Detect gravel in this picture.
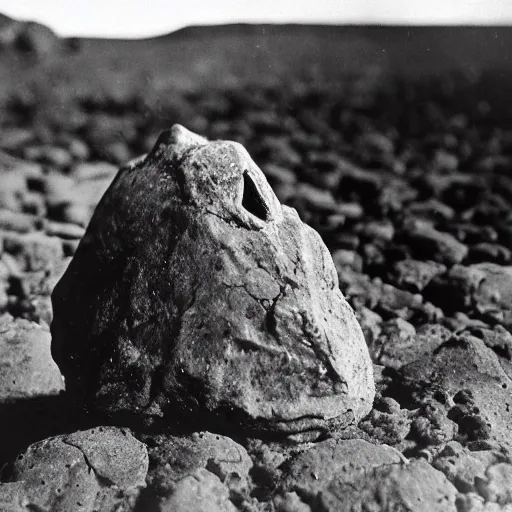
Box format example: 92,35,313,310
1,50,512,509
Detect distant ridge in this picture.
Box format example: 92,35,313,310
0,13,510,104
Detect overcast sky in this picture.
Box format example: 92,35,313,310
0,0,510,38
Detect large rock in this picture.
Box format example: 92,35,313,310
51,124,374,436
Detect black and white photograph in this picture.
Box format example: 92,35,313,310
0,1,511,510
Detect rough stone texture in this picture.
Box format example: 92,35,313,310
154,468,237,512
280,438,403,497
317,459,457,512
399,334,512,451
0,427,148,512
433,441,507,494
139,431,251,511
371,321,452,369
0,313,63,401
51,124,374,436
143,431,252,494
281,445,457,512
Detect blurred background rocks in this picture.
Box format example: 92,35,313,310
0,8,512,511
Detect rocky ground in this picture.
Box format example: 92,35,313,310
1,14,512,512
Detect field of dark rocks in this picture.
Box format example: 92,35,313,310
1,13,512,512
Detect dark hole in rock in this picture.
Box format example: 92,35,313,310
242,171,268,221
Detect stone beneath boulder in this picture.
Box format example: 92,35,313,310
318,459,457,512
143,431,252,496
281,445,457,512
51,124,374,437
156,468,237,512
138,431,251,511
0,313,63,401
0,427,148,512
280,438,403,497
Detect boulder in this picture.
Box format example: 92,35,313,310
51,124,374,436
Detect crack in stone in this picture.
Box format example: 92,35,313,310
62,439,116,489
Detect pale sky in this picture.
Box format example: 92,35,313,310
0,0,510,38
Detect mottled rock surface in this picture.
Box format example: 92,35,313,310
0,427,148,512
139,431,251,511
0,313,63,401
51,124,375,436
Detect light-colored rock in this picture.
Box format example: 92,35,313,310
318,459,457,512
0,313,63,401
0,427,148,512
280,438,403,496
51,125,374,436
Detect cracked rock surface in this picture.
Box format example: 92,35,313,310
50,124,375,436
0,426,148,511
3,24,512,509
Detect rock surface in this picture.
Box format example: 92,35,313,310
0,313,63,401
51,124,375,436
139,431,251,511
0,427,148,512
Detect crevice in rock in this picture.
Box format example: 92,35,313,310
62,439,116,488
242,171,269,221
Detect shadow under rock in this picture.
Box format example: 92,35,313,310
0,393,95,475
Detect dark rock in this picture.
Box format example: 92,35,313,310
390,259,447,292
291,183,338,213
401,219,468,266
468,242,512,264
425,264,488,314
14,21,60,56
261,163,297,185
51,125,375,436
